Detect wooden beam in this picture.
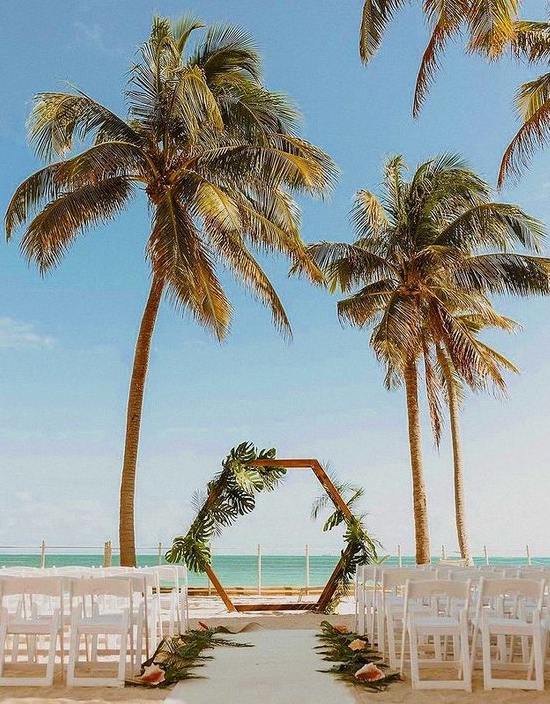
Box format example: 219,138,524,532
234,602,316,612
204,564,236,612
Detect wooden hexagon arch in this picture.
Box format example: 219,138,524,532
201,458,354,613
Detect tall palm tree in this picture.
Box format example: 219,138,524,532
360,1,521,115
5,16,337,566
431,313,519,564
307,153,549,564
498,18,550,184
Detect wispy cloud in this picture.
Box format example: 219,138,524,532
0,317,55,350
71,21,124,58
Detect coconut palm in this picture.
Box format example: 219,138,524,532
498,18,550,184
5,16,337,566
360,1,521,115
306,153,550,564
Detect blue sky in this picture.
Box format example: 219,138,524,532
1,0,549,560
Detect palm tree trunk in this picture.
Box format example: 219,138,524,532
440,360,472,565
403,356,431,564
119,274,164,566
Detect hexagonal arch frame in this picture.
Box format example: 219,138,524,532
201,458,354,613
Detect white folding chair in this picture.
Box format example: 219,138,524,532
471,577,546,691
66,576,133,686
140,566,184,643
355,565,378,642
402,579,472,690
0,576,65,686
378,568,437,667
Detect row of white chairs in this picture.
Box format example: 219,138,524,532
0,564,188,687
355,565,550,691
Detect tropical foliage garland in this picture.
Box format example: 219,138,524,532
316,621,400,691
312,478,380,612
166,442,285,572
133,625,253,687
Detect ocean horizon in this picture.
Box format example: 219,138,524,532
1,552,549,588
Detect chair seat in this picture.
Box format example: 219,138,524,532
411,615,460,630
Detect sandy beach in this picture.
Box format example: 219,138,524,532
0,597,549,704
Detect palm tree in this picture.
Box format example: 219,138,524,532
307,153,549,564
359,1,521,115
5,16,337,566
498,18,550,184
432,313,519,564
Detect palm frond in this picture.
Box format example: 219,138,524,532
510,21,550,62
436,202,546,252
466,0,519,59
498,73,550,186
413,3,464,117
453,253,550,297
20,177,134,273
28,92,138,161
359,0,413,62
147,190,232,341
192,24,262,83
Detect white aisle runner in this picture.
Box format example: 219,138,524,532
164,628,356,704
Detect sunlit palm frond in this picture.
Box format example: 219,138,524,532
218,85,300,142
466,0,519,59
381,154,407,219
308,242,397,293
436,202,546,251
337,281,395,327
457,310,520,334
511,21,550,62
352,189,389,242
6,164,69,238
28,92,139,161
498,73,550,186
20,177,134,273
413,3,464,117
359,0,413,62
147,190,232,340
170,15,205,55
205,223,292,339
454,252,550,296
171,65,225,140
192,24,262,83
371,294,421,378
422,336,443,446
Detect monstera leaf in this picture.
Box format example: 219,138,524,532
166,442,285,572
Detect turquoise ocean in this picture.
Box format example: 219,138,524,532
2,553,550,588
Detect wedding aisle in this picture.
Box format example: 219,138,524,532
163,627,356,704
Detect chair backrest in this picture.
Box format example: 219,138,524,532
405,578,471,616
476,577,546,621
70,576,134,619
0,576,65,619
381,568,435,593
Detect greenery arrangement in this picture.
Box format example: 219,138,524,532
316,620,400,692
313,479,379,611
166,442,286,572
132,624,253,687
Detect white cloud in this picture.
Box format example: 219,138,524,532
0,317,55,349
71,22,123,57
